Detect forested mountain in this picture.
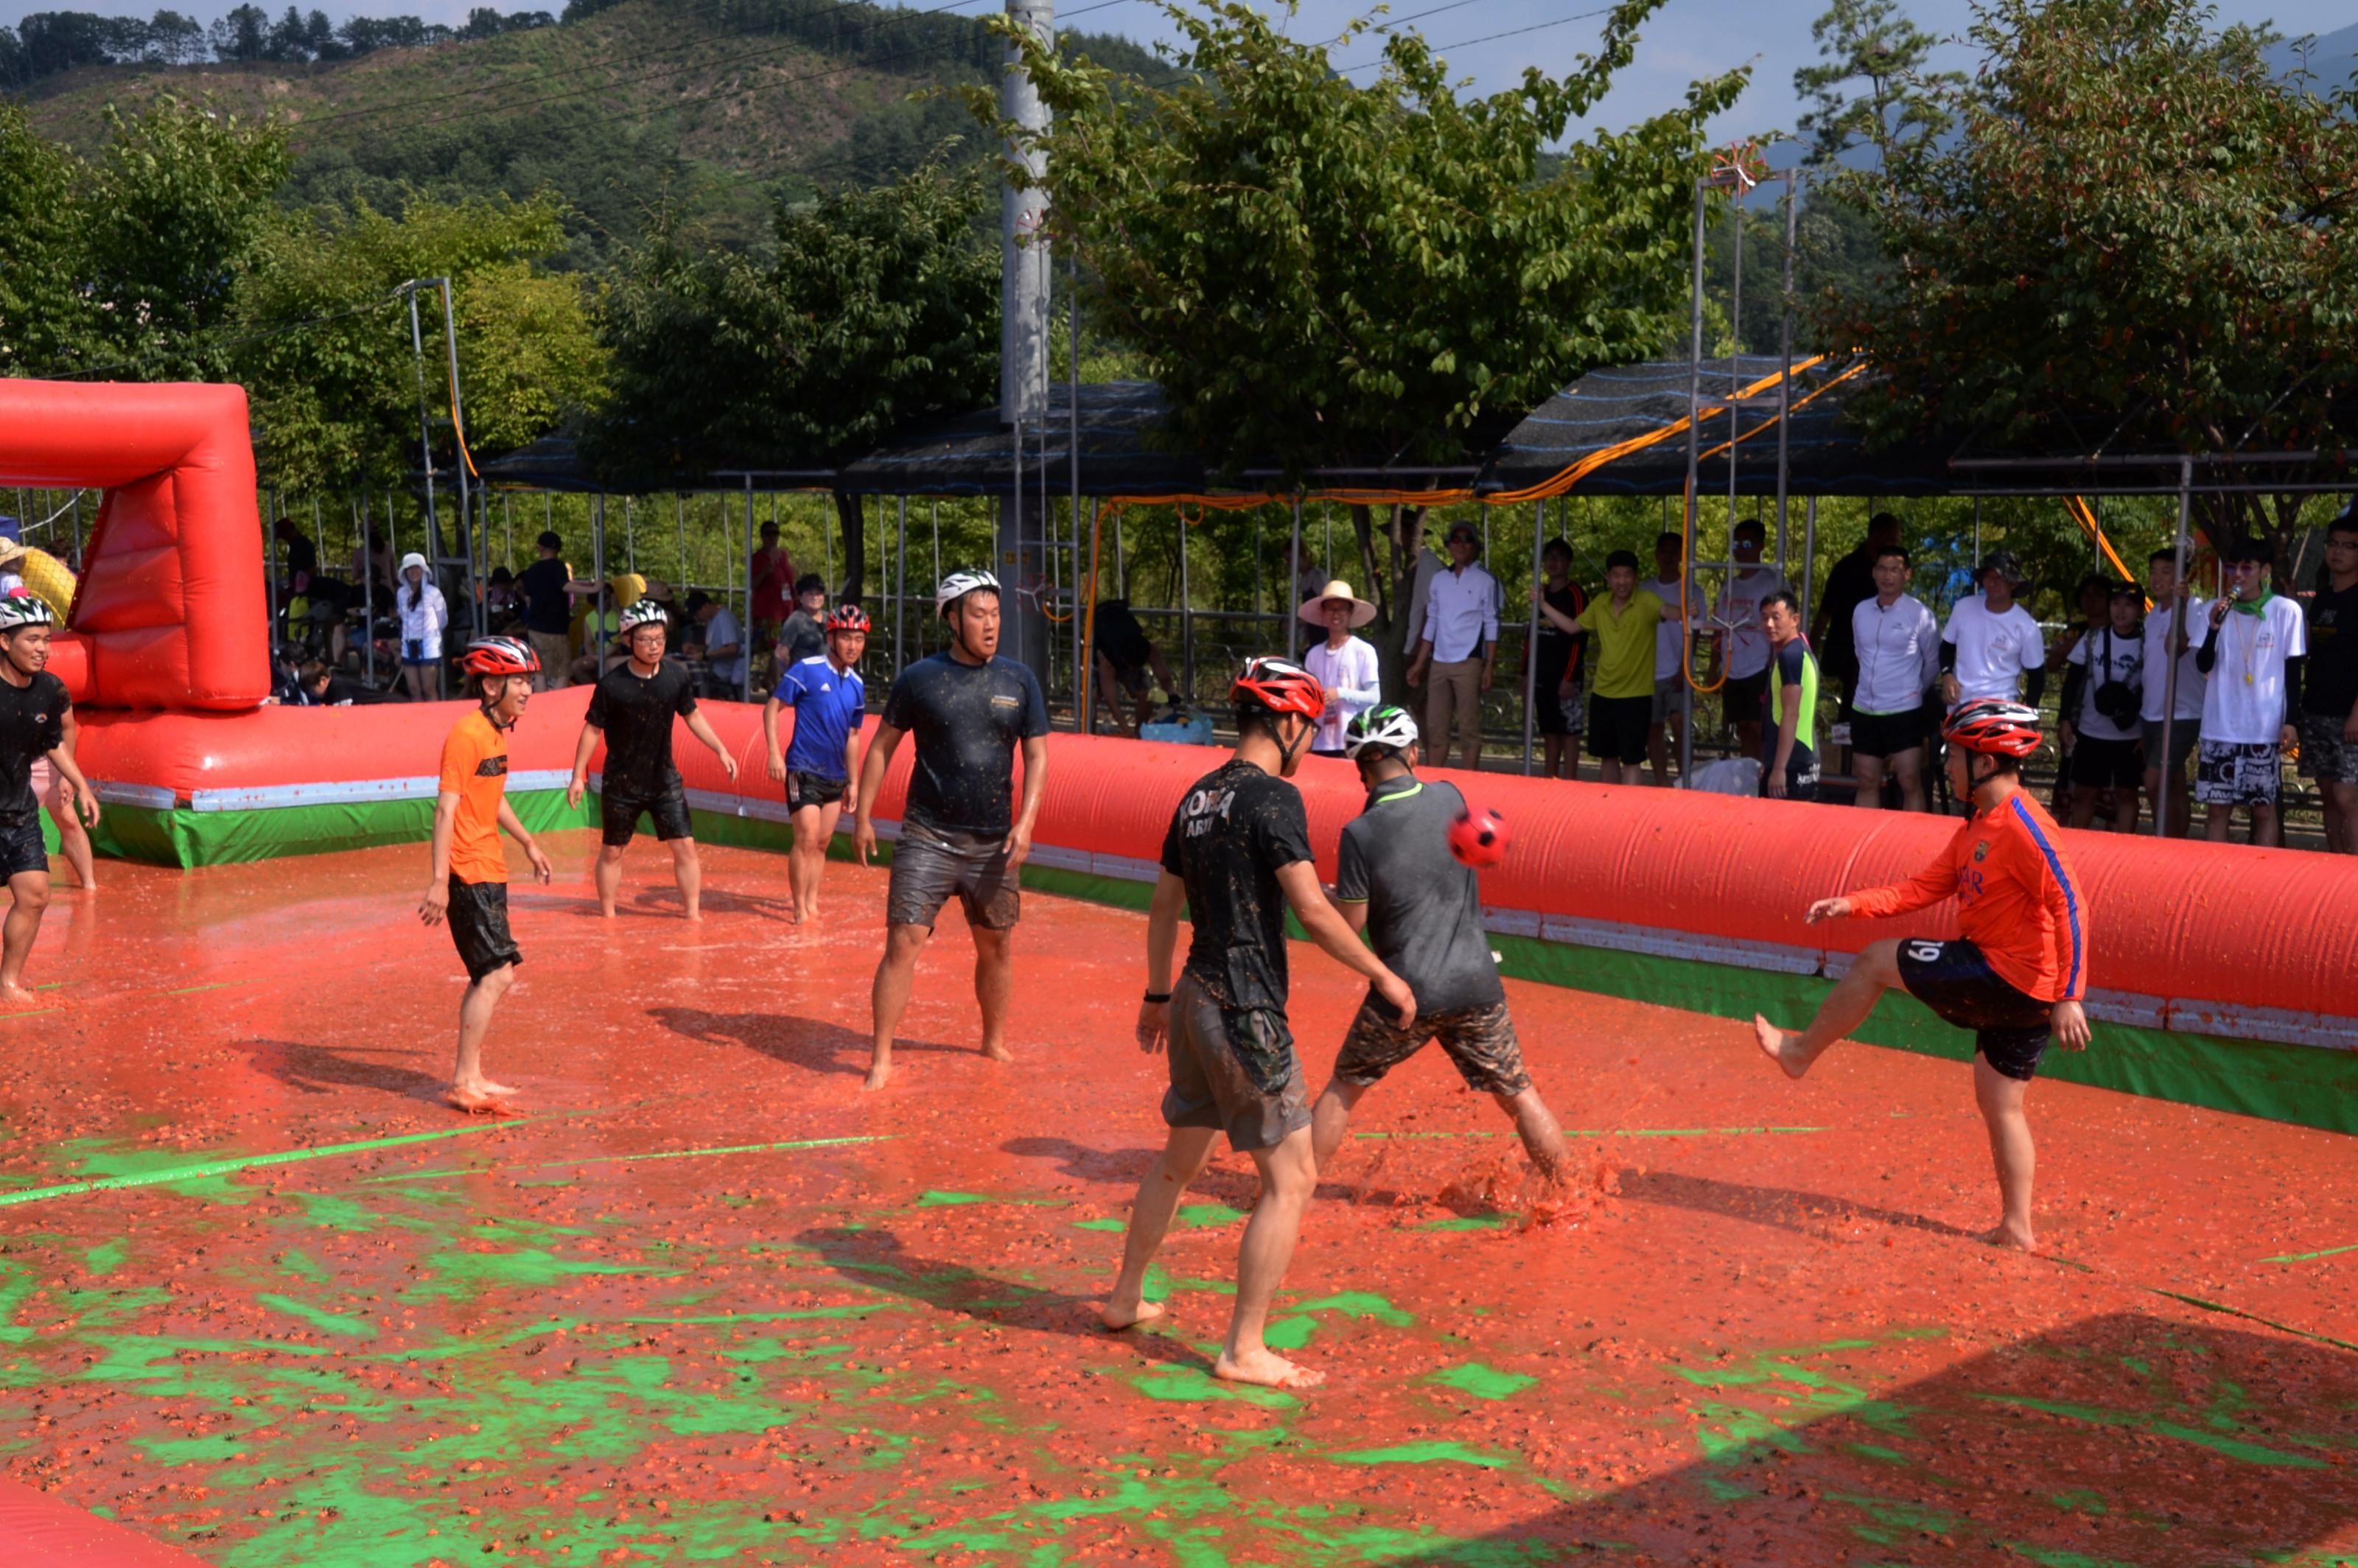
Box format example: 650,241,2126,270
9,0,1169,258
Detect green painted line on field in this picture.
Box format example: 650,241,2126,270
361,1133,892,1186
0,1122,522,1208
2261,1242,2358,1264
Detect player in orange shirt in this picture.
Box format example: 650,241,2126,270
1752,699,2091,1252
420,637,554,1115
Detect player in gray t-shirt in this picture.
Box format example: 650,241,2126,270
1309,705,1572,1183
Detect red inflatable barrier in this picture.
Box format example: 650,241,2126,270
0,380,270,711
0,1477,209,1566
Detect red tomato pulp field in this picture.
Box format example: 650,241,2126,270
0,834,2353,1567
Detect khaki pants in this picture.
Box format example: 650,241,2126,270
529,630,573,689
1424,657,1483,762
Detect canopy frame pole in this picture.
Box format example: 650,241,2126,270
1288,496,1304,661
1776,169,1799,577
592,493,608,676
1523,498,1544,775
2157,457,2192,839
896,495,909,682
1679,172,1708,785
742,477,755,701
1179,508,1193,704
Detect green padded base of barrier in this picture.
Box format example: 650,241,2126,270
46,795,2355,1134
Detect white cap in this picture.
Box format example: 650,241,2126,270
399,551,429,575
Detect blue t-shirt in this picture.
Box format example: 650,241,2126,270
776,654,865,780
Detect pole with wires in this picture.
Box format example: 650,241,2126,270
435,279,482,639
1522,498,1544,775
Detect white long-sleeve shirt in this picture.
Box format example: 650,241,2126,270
1305,635,1382,752
396,580,449,657
1850,592,1941,715
1421,563,1501,664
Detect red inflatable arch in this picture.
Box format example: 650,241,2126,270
0,380,270,710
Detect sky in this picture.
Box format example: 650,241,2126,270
7,0,2354,141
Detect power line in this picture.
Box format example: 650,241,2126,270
1336,5,1614,74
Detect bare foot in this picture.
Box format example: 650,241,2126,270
1983,1222,2036,1253
1099,1295,1164,1331
862,1057,892,1092
598,906,618,920
1214,1347,1324,1390
0,983,41,1008
982,1040,1015,1063
479,1078,521,1098
683,906,703,922
1752,1014,1810,1079
446,1086,522,1117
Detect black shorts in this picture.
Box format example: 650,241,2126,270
601,783,693,847
1850,707,1925,760
1587,693,1651,766
1721,668,1768,732
886,820,1021,931
2070,734,2144,791
787,771,850,812
1895,936,2053,1082
0,818,45,880
447,877,522,981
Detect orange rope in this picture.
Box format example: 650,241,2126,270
2063,495,2145,601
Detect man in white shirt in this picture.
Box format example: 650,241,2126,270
2193,537,2306,846
1397,521,1446,654
1706,519,1788,758
2139,547,2207,838
1648,531,1691,785
1847,543,1940,811
1405,522,1500,771
1940,551,2047,710
2061,582,2145,832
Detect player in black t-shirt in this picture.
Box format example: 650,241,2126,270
853,571,1050,1091
1100,657,1415,1392
0,598,98,1004
565,599,740,920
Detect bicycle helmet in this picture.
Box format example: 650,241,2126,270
1942,697,2043,758
0,593,56,632
461,635,541,679
936,570,1001,617
619,598,669,633
1231,656,1324,722
827,604,872,634
1343,702,1420,759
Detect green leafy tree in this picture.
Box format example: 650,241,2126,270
982,0,1744,683
1821,0,2358,559
74,94,290,379
234,192,608,496
0,104,86,377
1792,0,1963,167
586,162,998,601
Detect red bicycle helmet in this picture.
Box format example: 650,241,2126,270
461,635,541,678
1231,656,1323,722
827,604,872,634
1942,697,2042,757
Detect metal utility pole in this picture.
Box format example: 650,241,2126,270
995,0,1054,685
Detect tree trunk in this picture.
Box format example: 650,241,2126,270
832,489,866,604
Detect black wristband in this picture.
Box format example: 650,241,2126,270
1143,990,1172,1005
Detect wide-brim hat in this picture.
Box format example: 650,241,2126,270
398,551,428,575
1298,579,1376,629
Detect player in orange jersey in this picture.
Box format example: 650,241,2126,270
1753,698,2091,1251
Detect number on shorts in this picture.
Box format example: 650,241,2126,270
1904,940,1944,965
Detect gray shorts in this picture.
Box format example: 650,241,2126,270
2299,710,2358,785
1651,673,1682,725
2141,717,2200,772
885,820,1021,931
1161,975,1309,1153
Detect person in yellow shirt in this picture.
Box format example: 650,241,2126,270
1531,549,1668,785
420,636,553,1115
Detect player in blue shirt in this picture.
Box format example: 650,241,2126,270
763,604,869,923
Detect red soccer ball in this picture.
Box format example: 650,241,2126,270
1447,803,1511,868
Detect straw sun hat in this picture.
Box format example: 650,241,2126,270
1298,579,1377,629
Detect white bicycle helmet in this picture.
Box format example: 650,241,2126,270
620,597,669,633
935,570,1001,618
0,593,56,632
1343,702,1420,759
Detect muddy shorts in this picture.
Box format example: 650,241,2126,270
1161,975,1309,1153
1895,936,2051,1082
1334,997,1532,1098
786,771,850,812
2194,740,2281,807
0,817,46,881
447,877,522,982
886,819,1021,931
602,783,693,846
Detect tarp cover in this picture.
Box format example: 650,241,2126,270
1477,356,1951,500
836,381,1207,499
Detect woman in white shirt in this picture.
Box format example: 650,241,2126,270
1300,579,1382,757
396,551,449,701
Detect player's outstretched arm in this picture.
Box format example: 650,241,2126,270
565,723,600,809
850,722,904,865
1277,861,1413,1025
761,697,788,783
420,792,458,926
497,797,554,884
1007,734,1049,871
